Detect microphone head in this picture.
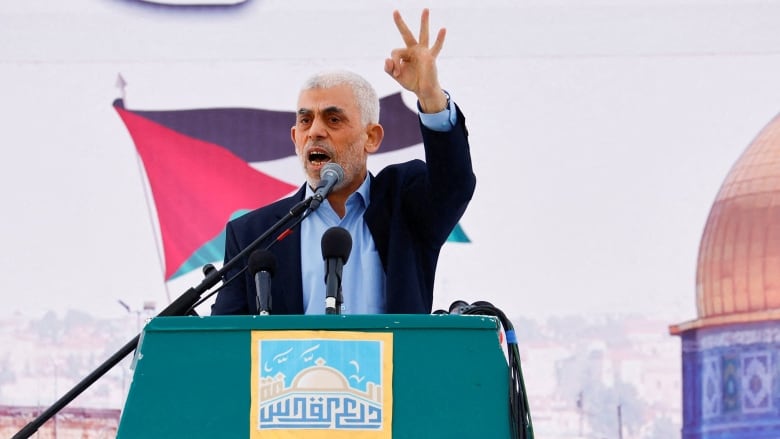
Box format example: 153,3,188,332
320,162,345,184
321,226,352,263
248,249,278,277
448,300,472,315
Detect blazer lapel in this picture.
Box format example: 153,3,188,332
269,185,306,314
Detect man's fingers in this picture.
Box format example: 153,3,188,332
393,10,417,47
388,48,409,76
419,8,430,47
430,28,446,58
384,59,396,77
390,48,409,63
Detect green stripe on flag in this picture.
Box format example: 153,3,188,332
447,223,470,243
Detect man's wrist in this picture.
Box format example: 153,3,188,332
418,89,449,114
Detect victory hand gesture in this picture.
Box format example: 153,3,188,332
384,9,448,113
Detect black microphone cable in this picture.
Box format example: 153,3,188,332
439,300,534,439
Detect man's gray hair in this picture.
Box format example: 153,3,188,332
301,70,380,126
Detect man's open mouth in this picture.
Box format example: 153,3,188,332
308,149,331,165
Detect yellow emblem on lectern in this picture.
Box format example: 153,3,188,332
250,331,393,439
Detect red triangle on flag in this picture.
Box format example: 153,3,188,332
116,106,297,279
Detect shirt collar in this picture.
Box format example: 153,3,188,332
353,173,371,208
304,173,372,208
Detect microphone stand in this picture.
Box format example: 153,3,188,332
12,196,315,439
324,257,344,315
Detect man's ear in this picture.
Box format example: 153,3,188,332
365,123,384,154
291,125,302,155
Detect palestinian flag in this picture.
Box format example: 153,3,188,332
114,93,469,281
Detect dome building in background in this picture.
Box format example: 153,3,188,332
670,113,780,438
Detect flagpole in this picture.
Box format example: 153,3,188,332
116,75,172,303
133,151,172,304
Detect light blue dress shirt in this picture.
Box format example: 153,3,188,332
300,96,457,314
301,176,383,314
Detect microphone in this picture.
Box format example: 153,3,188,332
321,226,352,314
202,263,217,277
310,163,345,210
248,249,277,315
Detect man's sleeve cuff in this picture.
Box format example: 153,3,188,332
418,91,457,132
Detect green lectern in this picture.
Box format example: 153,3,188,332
117,315,511,438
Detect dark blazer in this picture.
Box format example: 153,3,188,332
211,106,475,315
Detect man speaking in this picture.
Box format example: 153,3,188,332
211,9,475,316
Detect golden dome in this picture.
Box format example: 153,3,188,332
683,112,780,331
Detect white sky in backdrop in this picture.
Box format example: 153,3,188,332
1,0,779,324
